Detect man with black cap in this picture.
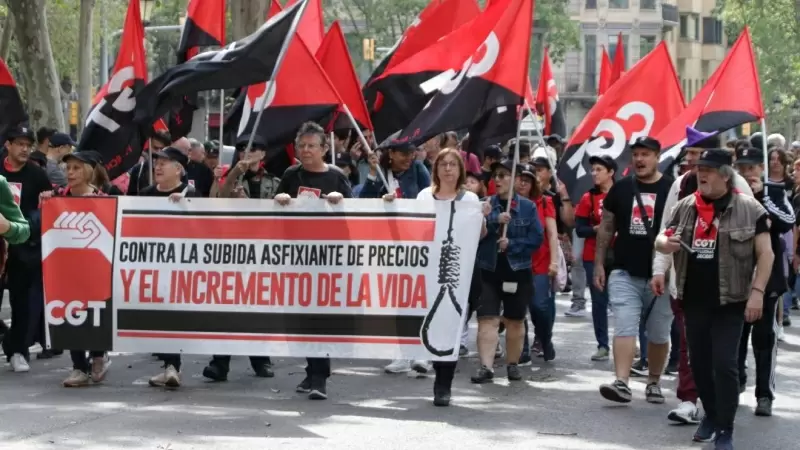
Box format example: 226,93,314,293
545,134,566,160
656,149,773,450
595,136,674,406
733,145,793,417
44,132,76,187
128,130,171,195
0,124,53,372
204,141,220,171
653,127,753,426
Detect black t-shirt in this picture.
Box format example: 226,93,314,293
603,175,672,279
276,165,353,199
544,191,566,234
0,160,53,216
683,191,769,308
185,161,214,198
139,182,202,198
100,183,124,196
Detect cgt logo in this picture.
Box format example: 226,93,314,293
693,239,716,248
46,300,106,327
41,211,114,261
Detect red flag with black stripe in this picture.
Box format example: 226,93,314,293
0,58,27,139
535,47,566,137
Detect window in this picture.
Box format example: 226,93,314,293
679,14,688,38
609,0,629,8
584,34,597,91
608,34,630,66
702,18,723,44
640,0,656,9
639,36,657,59
585,0,596,9
693,15,700,41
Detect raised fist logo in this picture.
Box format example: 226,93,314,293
41,211,114,262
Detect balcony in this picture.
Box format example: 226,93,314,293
702,44,726,62
678,39,701,59
677,0,702,14
662,4,679,27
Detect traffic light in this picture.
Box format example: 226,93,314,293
362,38,375,61
69,101,79,126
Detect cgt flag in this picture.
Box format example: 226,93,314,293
535,47,567,138
0,58,28,139
79,0,147,179
657,27,764,170
133,0,308,133
382,0,535,148
558,42,685,202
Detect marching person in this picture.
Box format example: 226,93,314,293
186,139,214,197
574,155,616,361
655,149,773,450
471,158,543,384
594,137,673,405
733,145,793,417
127,131,171,195
274,122,353,400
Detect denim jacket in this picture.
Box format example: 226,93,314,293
358,160,431,199
478,193,544,272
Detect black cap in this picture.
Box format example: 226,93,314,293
734,147,763,165
81,150,105,165
236,134,266,150
518,163,535,179
334,152,355,169
49,132,76,148
29,151,47,166
490,158,515,173
545,134,565,144
630,136,661,152
152,147,189,167
466,171,482,180
696,149,733,168
204,140,220,153
588,155,618,173
5,124,35,142
483,144,502,160
531,156,551,170
62,151,99,168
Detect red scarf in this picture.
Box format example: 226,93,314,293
3,157,20,173
693,191,715,235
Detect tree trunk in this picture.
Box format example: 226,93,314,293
0,14,14,61
77,0,95,134
6,0,65,130
230,0,270,41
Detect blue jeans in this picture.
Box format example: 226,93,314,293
522,275,556,355
584,261,609,350
639,320,648,362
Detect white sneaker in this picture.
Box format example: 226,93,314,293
384,359,411,374
667,401,700,424
411,360,432,374
564,305,587,317
777,325,786,342
10,353,29,373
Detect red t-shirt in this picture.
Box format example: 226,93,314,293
531,195,556,274
575,190,608,262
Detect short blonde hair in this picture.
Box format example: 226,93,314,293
431,148,466,194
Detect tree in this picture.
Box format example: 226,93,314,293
6,0,65,130
0,13,13,61
230,0,269,41
78,0,95,133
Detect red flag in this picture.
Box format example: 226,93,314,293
286,0,324,53
177,0,226,63
535,47,566,137
598,47,612,95
316,21,373,130
657,27,764,166
558,42,684,201
386,0,534,146
268,0,283,18
610,32,625,84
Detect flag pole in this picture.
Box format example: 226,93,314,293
341,103,390,193
219,89,224,146
148,138,154,185
204,91,210,141
243,0,310,154
501,105,524,240
523,101,547,148
761,118,769,182
330,130,336,165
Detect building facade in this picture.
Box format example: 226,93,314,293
550,0,727,135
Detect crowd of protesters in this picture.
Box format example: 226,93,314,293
0,119,798,450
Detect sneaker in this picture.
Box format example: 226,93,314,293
599,379,632,403
384,359,411,374
714,428,733,450
645,382,665,404
564,305,586,317
37,349,63,360
308,378,327,400
296,377,311,393
470,365,494,384
591,347,609,361
664,360,679,376
202,363,228,382
63,369,90,387
630,359,648,377
531,338,544,357
90,355,110,383
754,397,772,417
542,341,556,362
507,364,522,381
518,353,532,366
433,384,451,407
667,401,700,424
693,417,716,442
784,316,792,327
149,366,180,388
458,345,468,357
777,326,786,342
411,360,432,374
10,353,29,373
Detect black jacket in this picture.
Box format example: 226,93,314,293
756,185,795,294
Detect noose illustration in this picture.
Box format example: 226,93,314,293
421,201,462,356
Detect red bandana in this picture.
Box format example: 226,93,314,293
693,191,715,235
3,157,19,173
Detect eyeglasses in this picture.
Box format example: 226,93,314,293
439,161,459,168
517,178,532,185
295,143,321,150
493,173,509,180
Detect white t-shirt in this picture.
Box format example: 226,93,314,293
417,186,480,202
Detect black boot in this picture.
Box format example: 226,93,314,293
433,383,451,406
202,359,229,382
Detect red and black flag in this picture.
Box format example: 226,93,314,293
598,47,612,95
286,0,324,53
364,0,480,140
133,0,308,133
268,0,283,18
557,42,685,202
382,0,534,148
0,58,28,139
656,27,763,169
610,32,626,84
535,47,567,138
79,0,147,179
316,21,373,131
169,0,227,140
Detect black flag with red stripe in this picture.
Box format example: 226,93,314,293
0,58,27,139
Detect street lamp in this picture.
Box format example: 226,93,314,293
140,0,156,26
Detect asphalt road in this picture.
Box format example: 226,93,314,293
0,292,798,449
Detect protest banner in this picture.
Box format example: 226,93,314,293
41,197,483,361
